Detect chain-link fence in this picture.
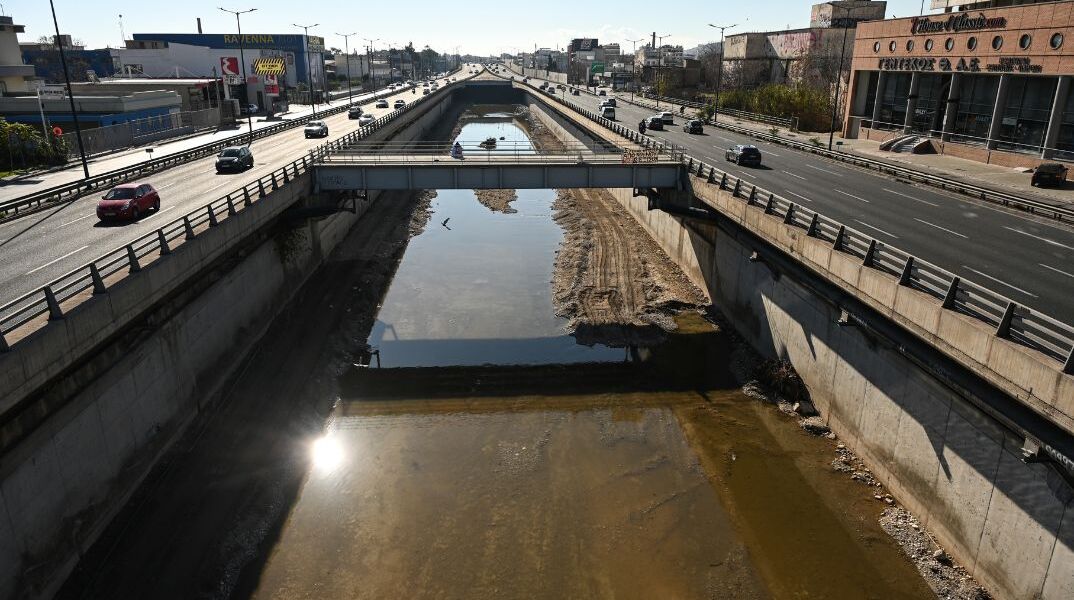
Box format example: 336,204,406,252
60,107,233,158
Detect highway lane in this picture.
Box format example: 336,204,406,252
0,79,453,204
529,79,1074,322
0,69,475,311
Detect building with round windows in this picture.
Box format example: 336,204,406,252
843,0,1074,168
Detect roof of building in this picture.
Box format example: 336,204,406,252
89,78,218,85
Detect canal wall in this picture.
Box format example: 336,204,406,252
604,185,1074,600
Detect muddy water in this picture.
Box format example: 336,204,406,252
247,113,933,599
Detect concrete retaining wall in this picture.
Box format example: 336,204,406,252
605,184,1074,599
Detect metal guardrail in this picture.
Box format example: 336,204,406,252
635,93,799,131
505,71,1074,372
0,69,467,224
320,139,681,165
0,72,468,351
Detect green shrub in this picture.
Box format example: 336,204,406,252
713,84,833,132
0,119,69,171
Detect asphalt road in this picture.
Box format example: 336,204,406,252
531,79,1074,323
0,68,477,314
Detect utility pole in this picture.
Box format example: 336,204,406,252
48,0,89,180
293,23,320,117
337,31,357,105
829,20,852,150
708,23,738,126
364,37,380,95
220,7,257,145
627,37,643,102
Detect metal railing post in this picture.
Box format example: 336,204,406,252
126,244,141,273
806,214,820,237
941,277,960,309
207,205,218,227
157,229,171,256
89,263,106,294
863,239,877,267
183,216,195,240
899,257,915,285
833,225,846,250
784,203,796,224
996,302,1017,338
44,286,63,320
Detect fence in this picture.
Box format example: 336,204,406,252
59,107,229,158
636,93,799,131
503,70,1074,373
0,68,468,350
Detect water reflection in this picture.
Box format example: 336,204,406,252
365,117,622,367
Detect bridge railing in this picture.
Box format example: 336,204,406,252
0,71,473,350
318,139,683,165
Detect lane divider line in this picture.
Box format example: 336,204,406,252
914,217,967,238
26,245,89,275
962,265,1039,298
854,219,899,239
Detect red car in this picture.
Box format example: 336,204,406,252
97,183,160,221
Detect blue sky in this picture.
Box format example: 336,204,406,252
9,0,932,55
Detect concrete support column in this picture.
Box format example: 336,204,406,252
851,70,871,116
1041,76,1071,158
942,73,961,141
871,70,887,125
903,72,921,133
986,75,1011,150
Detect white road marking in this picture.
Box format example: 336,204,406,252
26,245,89,275
716,137,735,143
854,219,898,239
58,214,94,228
914,217,967,238
961,265,1038,298
764,149,781,156
807,164,844,177
882,188,939,207
1003,226,1074,251
785,191,813,203
735,171,755,179
783,171,806,180
1039,263,1074,278
834,189,870,203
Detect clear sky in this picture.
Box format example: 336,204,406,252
9,0,934,55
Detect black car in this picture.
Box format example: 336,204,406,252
644,116,663,131
725,144,762,166
683,119,704,134
598,90,607,96
215,146,253,172
571,89,580,96
1032,162,1068,187
348,106,363,119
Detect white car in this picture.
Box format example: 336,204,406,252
375,99,389,108
304,120,328,138
660,111,674,124
358,113,375,126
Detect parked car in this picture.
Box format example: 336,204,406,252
725,144,763,166
240,103,259,115
97,183,159,221
683,119,704,134
376,99,389,108
348,106,363,119
659,111,674,124
215,146,254,172
304,120,329,138
645,116,664,130
393,99,406,109
358,113,376,126
1032,162,1068,187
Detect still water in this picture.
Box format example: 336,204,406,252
247,114,933,599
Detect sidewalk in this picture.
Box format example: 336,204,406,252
614,92,1074,211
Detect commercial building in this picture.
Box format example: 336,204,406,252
843,0,1074,167
0,16,34,93
720,1,887,89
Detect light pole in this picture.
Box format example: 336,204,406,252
219,7,256,145
48,0,89,180
337,31,356,105
293,23,319,117
627,38,643,102
708,23,738,126
828,20,852,150
364,37,380,95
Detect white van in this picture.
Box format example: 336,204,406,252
601,106,616,121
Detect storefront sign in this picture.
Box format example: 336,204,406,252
879,55,1043,74
253,57,286,75
910,13,1007,35
220,56,240,77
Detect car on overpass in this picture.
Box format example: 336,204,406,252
376,99,389,108
644,116,663,131
348,106,363,119
358,113,375,126
304,120,329,138
215,146,254,173
683,120,704,134
97,183,160,222
393,99,406,109
659,111,674,124
725,144,762,167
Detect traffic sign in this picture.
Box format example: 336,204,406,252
590,62,604,74
39,86,66,101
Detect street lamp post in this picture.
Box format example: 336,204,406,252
364,38,380,95
627,38,643,103
219,7,256,145
337,32,357,105
828,20,852,150
293,23,320,117
708,23,738,126
48,0,89,180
